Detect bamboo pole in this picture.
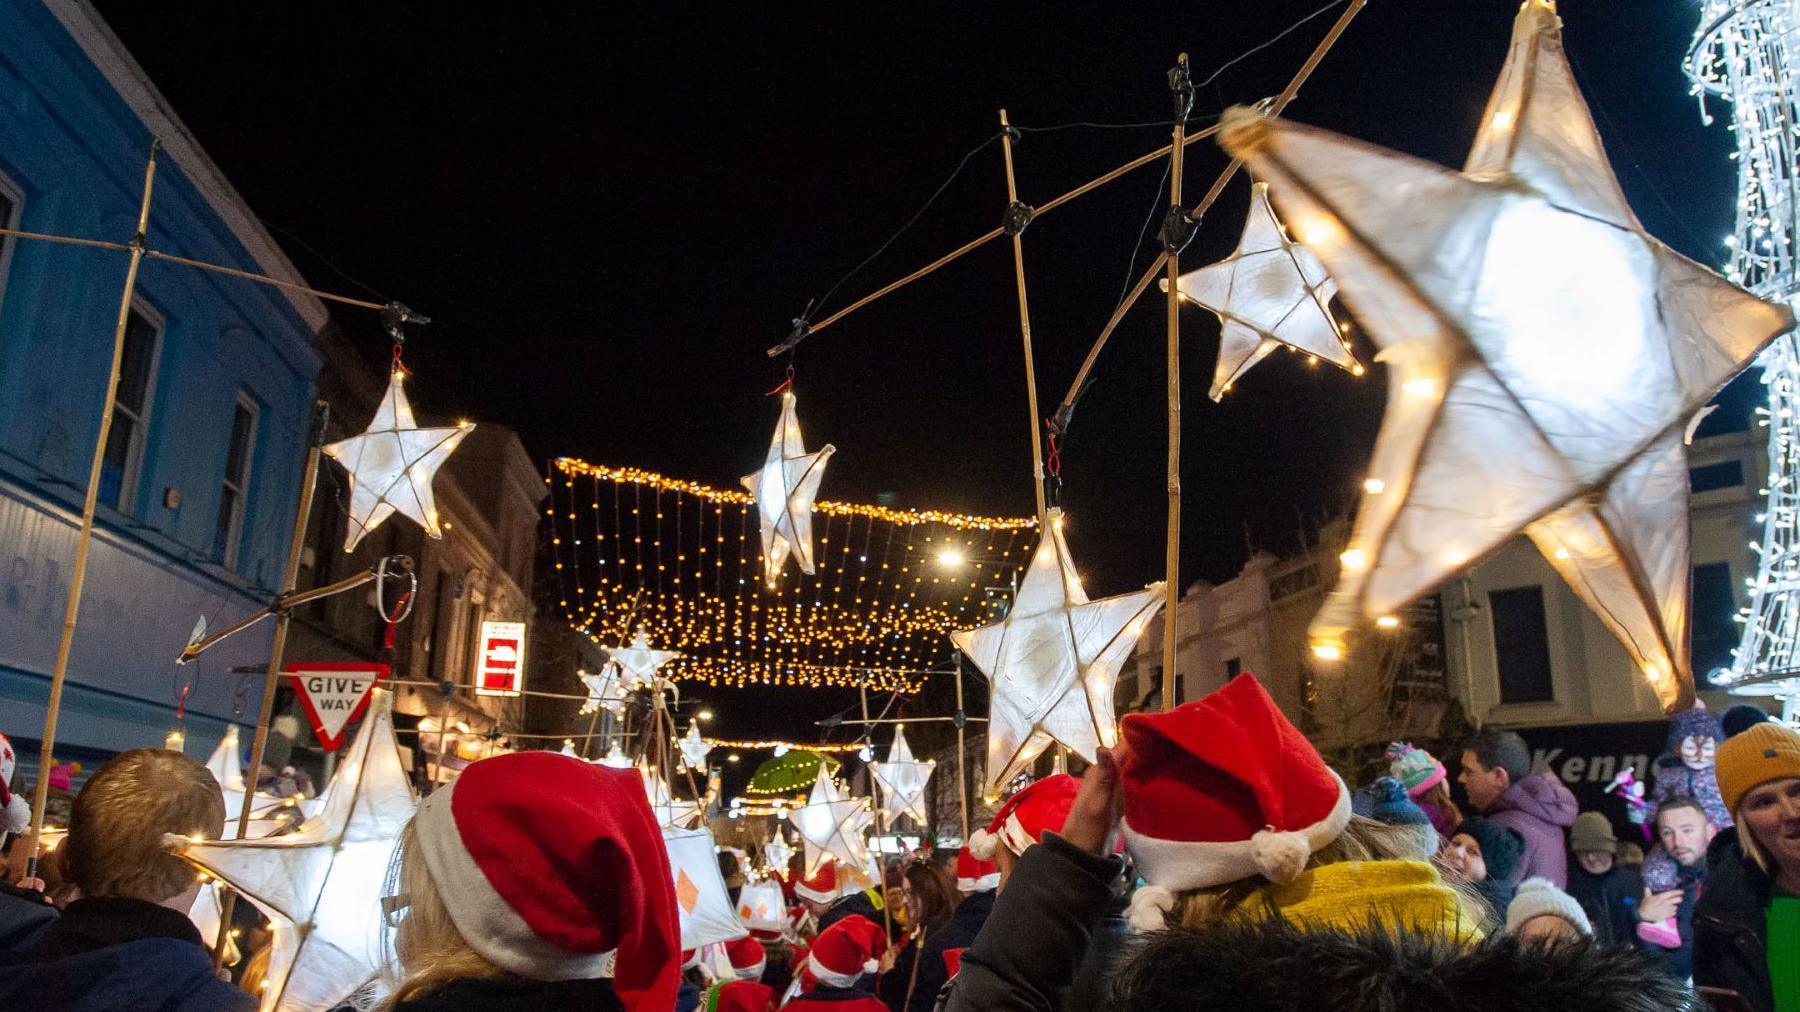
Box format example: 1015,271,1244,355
955,655,970,842
998,110,1047,521
24,143,159,879
212,399,328,966
860,686,895,939
1162,58,1188,710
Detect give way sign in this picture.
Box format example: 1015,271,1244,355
288,661,390,752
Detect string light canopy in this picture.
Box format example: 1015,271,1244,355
1224,0,1792,711
548,457,1036,690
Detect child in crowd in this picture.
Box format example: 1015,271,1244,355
781,913,888,1010
703,936,776,1012
1506,878,1592,948
1387,741,1460,845
1439,817,1525,932
1638,704,1731,948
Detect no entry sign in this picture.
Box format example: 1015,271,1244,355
288,662,390,752
474,620,526,697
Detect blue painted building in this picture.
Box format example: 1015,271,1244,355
0,0,326,783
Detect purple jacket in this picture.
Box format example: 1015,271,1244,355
1485,771,1578,888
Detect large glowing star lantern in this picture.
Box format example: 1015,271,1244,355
954,509,1164,791
663,827,749,949
1162,179,1359,399
869,724,935,826
173,690,416,1011
741,390,834,585
679,722,714,773
606,629,683,690
1220,0,1793,712
787,766,872,879
324,370,472,551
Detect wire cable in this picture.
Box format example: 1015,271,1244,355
1195,0,1350,91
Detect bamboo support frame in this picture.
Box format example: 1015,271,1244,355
998,110,1048,521
1054,0,1368,419
955,655,970,842
24,144,159,879
1162,56,1189,708
176,568,379,664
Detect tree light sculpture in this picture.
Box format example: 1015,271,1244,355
1223,0,1792,712
1690,0,1800,721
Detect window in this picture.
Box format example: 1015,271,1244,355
98,306,161,511
1693,561,1738,681
1689,460,1745,494
1489,585,1555,704
1225,656,1243,679
213,395,258,565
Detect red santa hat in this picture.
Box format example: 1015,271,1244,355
942,948,966,978
0,733,29,835
967,773,1078,860
954,847,1000,892
414,751,681,1010
1119,673,1351,931
806,914,888,988
710,979,776,1012
794,858,839,904
724,935,767,981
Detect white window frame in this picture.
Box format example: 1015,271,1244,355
0,170,22,323
216,392,259,567
108,300,163,513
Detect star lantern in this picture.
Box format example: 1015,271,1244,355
606,628,683,691
1218,0,1794,713
323,370,473,552
663,826,749,950
1162,180,1361,400
869,724,935,826
173,690,416,1011
205,725,245,793
679,721,714,773
598,743,634,769
210,725,325,841
741,390,835,585
578,661,626,715
786,766,872,879
640,763,704,831
953,509,1165,792
763,836,794,877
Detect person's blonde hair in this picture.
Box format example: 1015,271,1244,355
379,818,511,1009
65,748,224,902
1417,779,1462,829
1164,815,1478,930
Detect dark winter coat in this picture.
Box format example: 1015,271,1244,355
784,982,888,1010
890,890,995,1012
1485,771,1579,887
1567,864,1644,948
1639,855,1704,981
1104,916,1704,1011
0,881,57,954
0,895,255,1011
942,832,1127,1012
1694,827,1775,1012
820,889,887,935
391,975,624,1012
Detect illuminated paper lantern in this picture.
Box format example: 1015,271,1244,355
323,370,472,551
175,691,415,1011
741,390,834,584
605,629,682,689
1220,0,1793,711
663,826,749,950
679,722,714,773
952,509,1164,791
737,877,789,934
869,724,934,826
786,766,872,879
205,725,245,794
1165,180,1359,399
640,763,704,831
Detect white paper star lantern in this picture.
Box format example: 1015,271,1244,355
663,827,749,950
952,509,1165,792
762,836,794,877
640,763,704,831
599,743,634,769
578,661,626,715
323,370,473,551
786,766,872,879
606,629,683,690
1163,180,1360,400
741,391,835,584
869,724,935,826
174,691,416,1011
1220,0,1792,711
204,725,245,793
679,721,714,773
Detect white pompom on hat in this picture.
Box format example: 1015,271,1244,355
1119,674,1352,903
0,732,29,835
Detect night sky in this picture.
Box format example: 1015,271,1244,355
90,3,1749,743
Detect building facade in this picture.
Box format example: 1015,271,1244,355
0,0,326,783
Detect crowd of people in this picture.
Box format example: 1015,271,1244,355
0,671,1794,1011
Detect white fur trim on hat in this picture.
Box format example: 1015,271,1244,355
1125,884,1178,933
1505,877,1592,937
957,872,1001,893
795,879,836,904
1121,769,1353,893
415,777,614,980
966,826,999,862
2,794,28,835
807,950,873,989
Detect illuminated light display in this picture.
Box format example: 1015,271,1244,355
323,370,473,551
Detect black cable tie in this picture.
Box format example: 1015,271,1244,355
1003,201,1036,237
1160,205,1197,254
1169,61,1195,123
766,301,814,358
382,301,430,341
952,710,967,730
1002,125,1021,145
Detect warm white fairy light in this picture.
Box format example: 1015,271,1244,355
1690,1,1800,720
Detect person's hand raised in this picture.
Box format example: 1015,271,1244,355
1060,745,1126,856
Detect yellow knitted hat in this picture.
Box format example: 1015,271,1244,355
1717,721,1800,814
1230,859,1483,943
